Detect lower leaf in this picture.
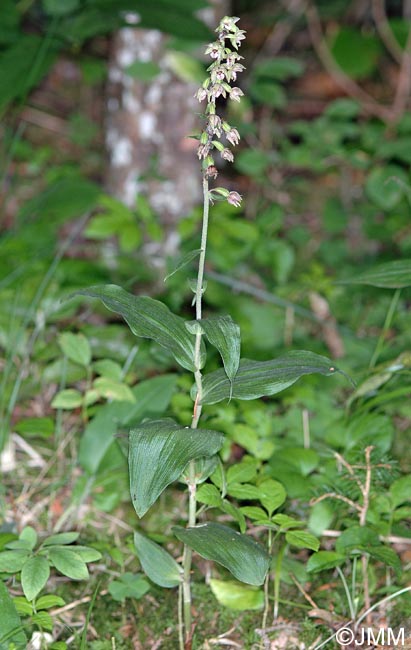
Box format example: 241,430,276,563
173,522,270,586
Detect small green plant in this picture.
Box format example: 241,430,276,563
72,16,341,650
0,527,101,648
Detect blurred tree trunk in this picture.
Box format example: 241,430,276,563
105,3,228,256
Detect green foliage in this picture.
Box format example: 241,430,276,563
196,351,339,404
74,285,206,372
129,419,224,517
0,527,101,602
173,523,270,586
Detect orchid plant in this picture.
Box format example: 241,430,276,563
74,17,340,650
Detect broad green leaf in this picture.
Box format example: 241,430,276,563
134,3,212,40
31,611,52,631
335,526,380,553
285,531,319,551
0,581,27,648
51,389,83,410
129,419,224,517
365,165,408,210
253,57,304,80
0,36,58,111
108,572,150,601
173,523,270,586
272,514,305,530
48,548,89,580
227,483,261,500
58,332,91,367
35,595,65,610
93,377,135,402
331,27,381,79
257,480,286,516
240,506,269,522
340,260,411,289
196,351,338,405
134,531,182,588
220,500,247,534
180,455,219,485
19,527,37,551
186,315,240,387
79,374,177,475
210,578,264,610
125,60,161,81
390,475,411,508
0,550,30,572
73,285,205,371
93,359,122,381
21,556,50,601
164,249,201,281
196,484,222,507
166,51,205,84
275,448,319,476
69,546,102,562
367,547,401,574
227,459,258,485
42,532,80,546
306,551,346,573
12,597,33,616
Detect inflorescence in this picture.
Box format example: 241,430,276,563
194,16,246,208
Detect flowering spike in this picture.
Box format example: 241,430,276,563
194,16,246,208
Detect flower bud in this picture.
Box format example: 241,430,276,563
230,87,244,102
225,128,240,146
227,191,242,207
205,165,218,179
221,148,234,162
197,143,210,159
194,87,208,102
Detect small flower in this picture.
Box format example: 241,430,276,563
229,63,245,82
207,114,222,136
197,143,210,159
194,87,208,102
230,87,244,102
210,84,226,100
210,66,227,83
221,148,234,162
205,165,218,179
226,53,243,67
230,30,246,49
225,128,240,146
227,191,242,207
218,16,240,33
205,42,223,59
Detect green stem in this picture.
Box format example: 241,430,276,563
262,528,273,629
181,175,210,649
273,543,286,620
369,288,401,369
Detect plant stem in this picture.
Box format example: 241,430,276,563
181,175,210,649
273,543,286,620
262,528,273,629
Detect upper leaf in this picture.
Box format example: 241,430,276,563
134,531,182,588
195,351,338,405
73,285,205,372
129,419,225,517
173,522,270,586
340,260,411,289
186,315,241,387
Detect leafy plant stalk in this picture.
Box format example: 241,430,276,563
181,175,210,646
